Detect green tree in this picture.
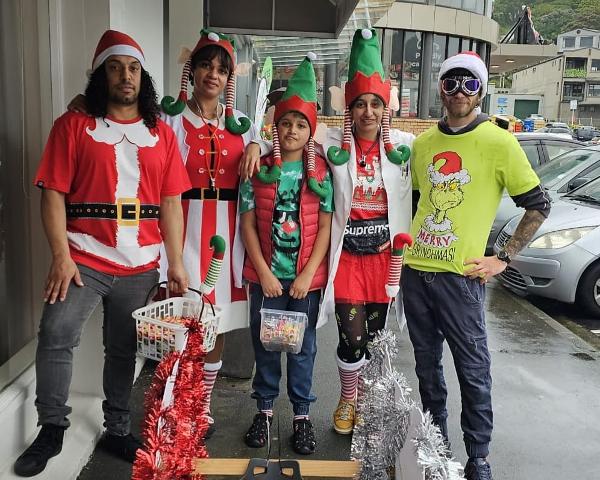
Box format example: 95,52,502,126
566,0,600,31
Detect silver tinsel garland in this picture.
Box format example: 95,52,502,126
351,329,464,480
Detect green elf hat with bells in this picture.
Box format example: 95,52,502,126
161,29,250,135
327,28,410,166
258,52,329,199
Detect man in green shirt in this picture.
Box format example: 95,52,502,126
402,52,550,480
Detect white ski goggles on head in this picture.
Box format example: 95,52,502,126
441,76,481,97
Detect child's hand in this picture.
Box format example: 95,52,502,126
259,271,283,298
289,271,313,299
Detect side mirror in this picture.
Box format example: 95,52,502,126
567,177,588,191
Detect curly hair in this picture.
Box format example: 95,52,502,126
84,65,160,129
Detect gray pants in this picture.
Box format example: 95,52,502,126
35,264,158,435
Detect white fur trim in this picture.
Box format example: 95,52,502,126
423,214,455,234
207,32,220,42
427,164,471,185
438,52,488,98
92,45,145,71
361,28,373,40
307,51,317,61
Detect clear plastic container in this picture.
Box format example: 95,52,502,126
259,308,307,354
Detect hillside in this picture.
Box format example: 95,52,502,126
492,0,600,43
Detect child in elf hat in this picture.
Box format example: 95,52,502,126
239,52,333,455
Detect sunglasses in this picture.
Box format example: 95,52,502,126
441,76,481,97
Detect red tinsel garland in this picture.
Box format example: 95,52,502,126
132,318,210,480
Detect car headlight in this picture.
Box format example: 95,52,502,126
529,227,596,249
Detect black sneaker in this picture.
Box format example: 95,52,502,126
292,418,316,455
464,457,493,480
244,413,272,448
101,432,143,463
14,424,65,477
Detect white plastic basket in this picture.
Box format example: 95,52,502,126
133,294,221,361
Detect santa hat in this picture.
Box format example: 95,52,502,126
92,30,145,72
438,51,488,98
428,151,471,185
161,29,250,135
258,53,328,198
327,29,409,166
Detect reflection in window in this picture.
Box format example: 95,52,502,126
402,31,421,117
429,34,446,118
447,36,459,58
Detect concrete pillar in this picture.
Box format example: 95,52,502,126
418,32,433,119
323,61,338,116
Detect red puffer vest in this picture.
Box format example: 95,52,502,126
243,154,329,290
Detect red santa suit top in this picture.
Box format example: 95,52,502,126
160,104,259,333
34,112,191,276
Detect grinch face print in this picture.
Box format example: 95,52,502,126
414,151,470,260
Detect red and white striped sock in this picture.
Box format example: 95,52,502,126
293,415,309,421
203,360,222,422
336,356,364,402
260,409,273,418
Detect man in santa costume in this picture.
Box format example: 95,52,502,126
14,30,190,477
403,51,550,480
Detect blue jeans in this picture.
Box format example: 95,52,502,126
249,281,320,416
401,266,492,459
35,264,158,435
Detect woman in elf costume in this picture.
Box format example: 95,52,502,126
159,29,261,436
319,28,414,435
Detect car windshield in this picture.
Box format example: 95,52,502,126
548,128,570,134
537,149,600,188
564,175,600,203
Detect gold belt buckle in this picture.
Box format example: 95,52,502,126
116,197,141,226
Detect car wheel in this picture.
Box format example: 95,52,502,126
576,262,600,317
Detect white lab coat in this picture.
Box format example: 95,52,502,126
317,127,415,328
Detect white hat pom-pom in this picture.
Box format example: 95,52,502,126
307,51,317,61
207,32,220,42
361,28,373,40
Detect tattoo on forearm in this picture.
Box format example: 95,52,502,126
505,210,546,257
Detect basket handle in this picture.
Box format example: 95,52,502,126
143,282,216,318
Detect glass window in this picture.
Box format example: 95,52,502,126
546,142,577,161
401,31,422,118
564,82,584,98
436,0,483,14
580,36,594,48
520,143,542,168
563,36,575,48
537,149,599,188
447,36,459,58
429,34,447,118
592,60,600,72
589,84,600,97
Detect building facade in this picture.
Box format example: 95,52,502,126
512,29,600,124
375,0,498,118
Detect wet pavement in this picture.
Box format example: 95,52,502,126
78,281,600,480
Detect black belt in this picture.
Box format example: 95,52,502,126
182,187,238,201
66,201,159,225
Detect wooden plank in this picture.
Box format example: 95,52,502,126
194,458,360,478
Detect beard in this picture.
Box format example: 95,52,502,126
109,85,139,106
444,100,476,118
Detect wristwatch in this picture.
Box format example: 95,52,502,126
496,249,511,264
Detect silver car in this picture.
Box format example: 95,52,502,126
486,146,600,254
495,176,600,317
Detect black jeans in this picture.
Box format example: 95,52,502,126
401,265,492,459
35,264,158,435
